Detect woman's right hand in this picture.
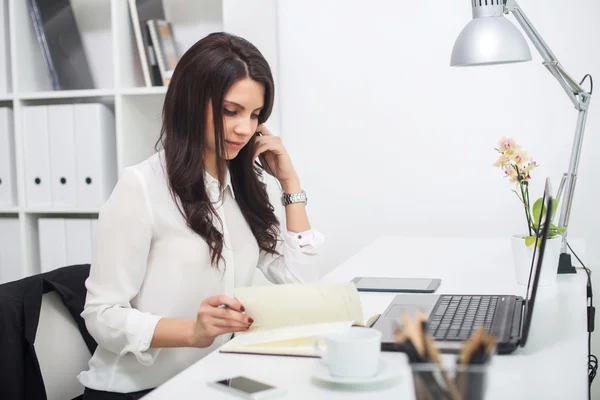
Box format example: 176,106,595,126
190,295,254,348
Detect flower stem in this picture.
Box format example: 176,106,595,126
512,189,524,204
525,184,534,233
519,182,533,236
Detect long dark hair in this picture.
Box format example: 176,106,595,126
156,32,280,268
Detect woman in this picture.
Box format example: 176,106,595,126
78,32,324,399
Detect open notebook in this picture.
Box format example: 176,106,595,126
219,282,380,357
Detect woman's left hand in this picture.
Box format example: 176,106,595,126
252,124,300,189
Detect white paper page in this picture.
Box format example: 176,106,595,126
222,320,354,350
233,282,363,330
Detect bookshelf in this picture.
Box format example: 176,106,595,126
0,0,281,281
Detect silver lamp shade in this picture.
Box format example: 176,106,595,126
450,1,532,66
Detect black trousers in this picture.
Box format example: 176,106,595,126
83,387,154,400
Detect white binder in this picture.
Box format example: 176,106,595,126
65,218,92,266
74,104,117,208
0,108,16,206
0,218,22,284
38,218,67,273
0,1,11,94
48,104,77,207
23,106,52,207
91,218,98,249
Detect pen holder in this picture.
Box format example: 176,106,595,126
410,362,489,400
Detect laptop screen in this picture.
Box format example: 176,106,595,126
519,178,554,347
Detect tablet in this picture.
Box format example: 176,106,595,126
350,277,441,293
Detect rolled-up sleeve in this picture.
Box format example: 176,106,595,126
81,168,162,365
257,228,325,284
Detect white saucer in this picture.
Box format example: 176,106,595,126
311,358,402,386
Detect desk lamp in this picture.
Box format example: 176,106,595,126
450,0,593,274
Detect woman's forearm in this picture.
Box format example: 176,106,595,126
150,318,195,348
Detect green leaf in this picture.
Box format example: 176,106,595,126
550,224,567,234
524,234,544,248
524,236,536,247
531,197,558,225
531,198,542,224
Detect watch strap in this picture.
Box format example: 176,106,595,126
281,190,307,206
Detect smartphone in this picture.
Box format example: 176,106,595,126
207,376,286,399
350,277,441,293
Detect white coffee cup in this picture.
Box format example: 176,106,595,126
313,327,382,378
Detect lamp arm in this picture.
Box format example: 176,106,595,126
505,0,592,263
505,0,586,108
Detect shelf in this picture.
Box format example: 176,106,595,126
0,0,280,282
23,208,101,215
18,89,116,101
120,86,168,96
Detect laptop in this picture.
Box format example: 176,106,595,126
372,178,555,355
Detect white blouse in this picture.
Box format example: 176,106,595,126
77,151,325,393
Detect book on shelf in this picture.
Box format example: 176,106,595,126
219,282,380,358
146,19,179,86
128,0,167,87
27,0,95,90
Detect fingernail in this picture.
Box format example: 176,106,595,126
241,306,245,312
248,318,254,324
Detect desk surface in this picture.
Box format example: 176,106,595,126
144,237,588,400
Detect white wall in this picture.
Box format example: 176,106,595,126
223,0,282,135
275,0,600,394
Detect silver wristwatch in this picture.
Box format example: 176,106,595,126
281,190,307,206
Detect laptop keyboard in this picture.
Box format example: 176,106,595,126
427,295,498,341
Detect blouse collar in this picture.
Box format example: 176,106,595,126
204,169,236,200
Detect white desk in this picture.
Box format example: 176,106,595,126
144,237,589,400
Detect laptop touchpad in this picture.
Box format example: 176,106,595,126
382,295,438,318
